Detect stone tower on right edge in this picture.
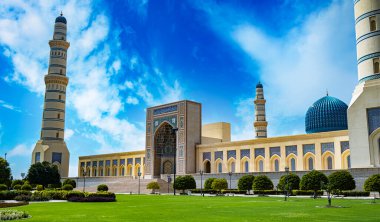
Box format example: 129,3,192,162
254,82,268,138
348,0,380,168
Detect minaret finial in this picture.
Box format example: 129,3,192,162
326,89,329,96
60,11,63,16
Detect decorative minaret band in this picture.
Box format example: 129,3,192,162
254,82,268,138
32,14,70,177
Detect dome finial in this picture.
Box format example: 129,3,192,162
326,89,329,96
60,11,63,16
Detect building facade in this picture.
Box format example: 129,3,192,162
31,14,70,177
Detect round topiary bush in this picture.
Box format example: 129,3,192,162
36,184,44,191
238,175,255,192
147,181,160,194
204,178,216,190
11,180,23,189
211,178,228,194
0,184,8,191
328,170,356,194
13,184,21,190
277,173,300,191
173,175,196,194
21,184,32,191
97,184,109,192
62,184,74,191
364,174,380,193
253,175,273,191
62,179,77,188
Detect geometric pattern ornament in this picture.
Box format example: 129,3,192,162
254,148,265,158
153,115,177,132
120,159,125,166
240,149,250,159
285,145,297,156
321,142,335,154
99,161,104,167
153,105,177,116
340,141,349,153
92,161,97,167
112,159,118,166
127,158,133,165
203,152,211,161
270,147,281,157
303,144,315,155
106,160,111,166
367,107,380,134
135,158,141,165
227,150,236,160
215,151,223,160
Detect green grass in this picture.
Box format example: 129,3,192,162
9,195,380,221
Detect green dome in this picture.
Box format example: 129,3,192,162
305,96,348,134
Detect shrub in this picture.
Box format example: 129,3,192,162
300,170,328,198
47,182,62,189
190,189,216,194
21,184,32,191
221,189,247,194
62,184,74,191
211,178,228,193
328,170,356,193
292,190,323,196
253,190,283,195
0,191,31,200
68,192,116,202
277,173,300,192
62,179,77,188
204,178,216,190
173,175,196,194
339,191,370,197
31,191,51,201
0,184,7,191
364,174,380,194
147,182,160,193
14,194,31,202
237,175,255,192
97,184,109,192
253,175,273,191
66,191,85,199
0,202,29,208
11,180,23,189
0,210,29,220
13,185,21,191
36,185,44,191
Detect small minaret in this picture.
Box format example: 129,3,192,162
254,82,268,138
31,13,70,177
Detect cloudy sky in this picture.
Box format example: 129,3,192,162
0,0,357,178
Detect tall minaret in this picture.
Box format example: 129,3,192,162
31,13,70,177
348,0,380,168
254,82,268,138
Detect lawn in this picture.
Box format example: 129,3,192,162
9,195,380,221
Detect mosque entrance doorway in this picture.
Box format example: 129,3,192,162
153,122,176,177
204,161,211,173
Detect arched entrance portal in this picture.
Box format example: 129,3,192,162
204,161,211,173
154,122,176,177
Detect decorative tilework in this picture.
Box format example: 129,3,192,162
147,123,152,134
285,145,297,156
80,162,85,167
340,141,350,153
303,144,315,155
321,142,335,154
240,149,250,159
146,149,151,160
135,158,141,165
179,130,185,144
367,108,380,134
203,152,211,161
153,105,177,115
99,161,104,167
227,150,236,159
179,145,184,157
92,161,97,167
215,151,223,160
180,116,184,128
270,147,281,157
153,115,177,132
127,158,133,165
86,161,91,167
112,159,118,166
178,159,184,172
106,160,110,166
120,159,125,165
255,148,265,158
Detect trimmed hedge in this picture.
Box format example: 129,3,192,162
36,185,44,191
338,191,370,197
190,189,216,194
62,184,74,191
13,185,21,191
0,191,31,200
21,184,32,191
97,184,109,192
292,190,323,196
221,189,247,194
68,192,116,202
253,190,283,195
0,202,29,208
0,184,7,191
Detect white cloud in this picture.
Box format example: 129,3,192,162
126,96,139,105
65,128,74,141
0,100,21,112
7,144,32,158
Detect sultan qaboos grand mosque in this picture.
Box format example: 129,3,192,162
31,0,380,190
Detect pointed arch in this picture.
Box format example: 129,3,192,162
240,156,250,173
285,153,297,171
215,158,223,173
303,152,315,171
341,149,351,169
270,155,281,172
203,160,211,173
227,158,236,172
322,151,335,170
255,156,265,172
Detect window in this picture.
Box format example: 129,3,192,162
35,152,41,163
290,158,296,171
373,58,379,73
52,152,62,164
347,155,351,169
308,157,314,170
57,113,60,119
259,160,264,172
274,159,279,172
60,69,63,74
59,95,62,100
56,132,59,138
327,156,333,169
121,168,125,176
231,162,235,173
370,16,377,32
244,161,249,173
218,162,222,173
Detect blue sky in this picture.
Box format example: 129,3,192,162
0,0,357,178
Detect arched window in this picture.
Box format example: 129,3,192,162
121,168,125,176
327,156,333,169
308,157,314,170
347,155,351,169
231,162,235,173
204,161,211,173
57,113,60,119
274,159,279,172
244,161,249,173
218,162,222,173
374,59,379,73
259,160,264,172
290,158,296,171
370,16,377,32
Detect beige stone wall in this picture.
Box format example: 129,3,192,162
201,122,231,144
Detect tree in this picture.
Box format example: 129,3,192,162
63,179,77,188
238,175,255,192
11,180,23,189
277,173,300,192
0,157,12,187
253,175,273,191
147,181,160,194
26,161,60,188
211,178,228,193
173,175,196,194
364,174,380,194
204,178,216,190
328,170,356,194
300,170,328,198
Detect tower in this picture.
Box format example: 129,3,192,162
254,82,268,138
31,13,70,177
348,0,380,168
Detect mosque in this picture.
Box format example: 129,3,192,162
32,0,380,184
